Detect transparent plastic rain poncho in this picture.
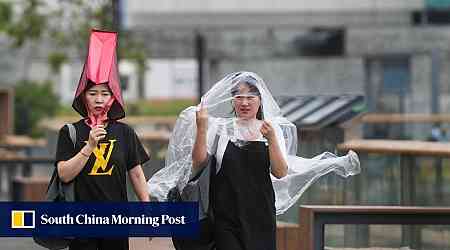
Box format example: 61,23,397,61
148,71,361,215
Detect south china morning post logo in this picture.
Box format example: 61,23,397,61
39,213,186,227
0,203,197,237
11,210,35,229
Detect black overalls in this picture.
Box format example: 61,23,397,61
212,140,276,250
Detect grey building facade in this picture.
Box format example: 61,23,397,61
125,0,450,115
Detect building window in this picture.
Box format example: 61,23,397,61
292,27,345,57
412,5,450,26
366,56,411,114
380,58,411,95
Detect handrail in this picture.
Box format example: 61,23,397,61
0,135,47,148
299,205,450,250
0,156,53,164
361,113,450,123
337,139,450,156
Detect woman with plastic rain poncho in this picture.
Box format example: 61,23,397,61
148,71,361,250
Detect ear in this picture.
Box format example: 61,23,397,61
231,100,237,116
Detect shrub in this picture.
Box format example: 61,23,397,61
14,80,59,137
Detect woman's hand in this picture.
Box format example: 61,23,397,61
57,124,105,182
193,103,209,169
262,121,288,178
196,103,208,133
88,124,107,149
260,120,277,143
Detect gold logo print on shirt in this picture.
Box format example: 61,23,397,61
88,139,116,176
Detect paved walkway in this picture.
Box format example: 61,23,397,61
1,237,175,250
131,237,175,250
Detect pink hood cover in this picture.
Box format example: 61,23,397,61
72,29,125,128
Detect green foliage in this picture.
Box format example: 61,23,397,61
2,1,153,138
0,1,12,31
46,1,149,73
1,0,149,77
47,52,68,73
119,32,149,71
44,0,114,72
14,80,60,137
92,2,114,30
55,104,78,117
6,0,47,48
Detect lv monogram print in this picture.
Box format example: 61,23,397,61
88,139,116,176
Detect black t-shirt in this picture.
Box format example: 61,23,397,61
55,120,150,201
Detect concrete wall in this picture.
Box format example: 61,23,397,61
200,25,450,115
126,0,422,13
208,58,364,96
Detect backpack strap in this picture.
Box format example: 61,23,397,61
66,123,76,148
46,124,76,199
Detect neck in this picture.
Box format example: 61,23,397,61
237,117,258,123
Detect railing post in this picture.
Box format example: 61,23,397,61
315,220,324,250
299,207,313,250
400,155,421,249
435,157,443,204
7,163,17,200
400,155,416,206
21,147,32,177
344,153,369,248
300,206,450,250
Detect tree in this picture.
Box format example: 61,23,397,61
3,0,47,80
14,80,59,136
46,0,149,95
0,0,150,135
0,1,12,32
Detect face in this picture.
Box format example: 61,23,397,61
233,83,261,120
84,84,112,116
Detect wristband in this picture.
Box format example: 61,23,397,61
80,150,90,158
